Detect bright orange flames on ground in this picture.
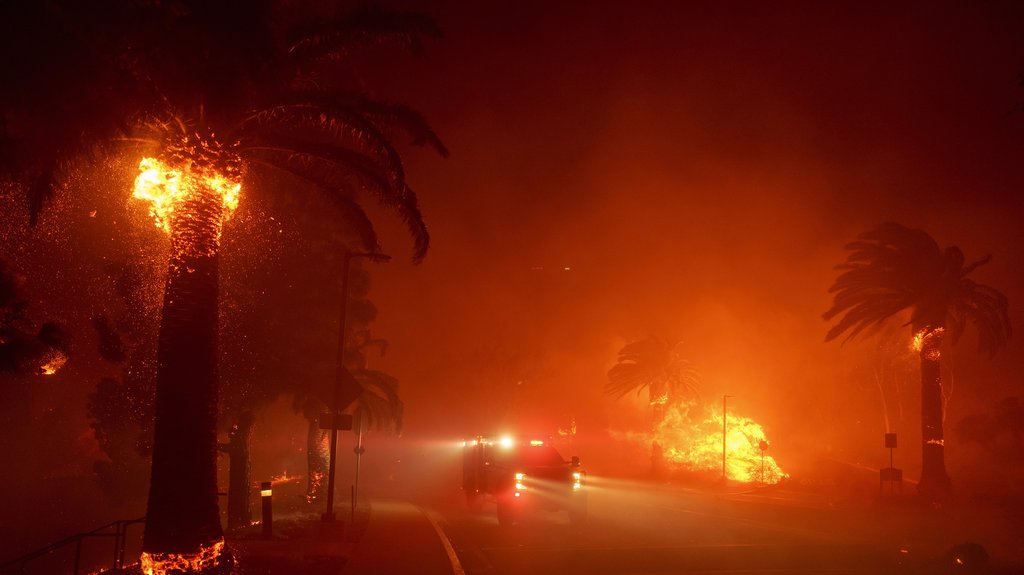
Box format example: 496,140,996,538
132,156,241,235
271,471,302,486
652,402,787,484
139,539,225,575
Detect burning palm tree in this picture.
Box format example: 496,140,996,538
2,3,444,572
824,223,1011,498
606,336,701,473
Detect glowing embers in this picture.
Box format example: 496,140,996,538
305,471,325,503
911,327,945,360
133,158,240,233
140,539,225,575
37,349,67,375
652,402,788,484
270,471,301,486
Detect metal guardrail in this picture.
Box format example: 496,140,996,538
0,517,145,575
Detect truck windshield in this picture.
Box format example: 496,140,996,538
496,445,565,467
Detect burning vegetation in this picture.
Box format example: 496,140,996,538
648,401,787,484
139,539,226,575
132,133,243,253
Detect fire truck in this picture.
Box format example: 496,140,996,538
462,435,587,526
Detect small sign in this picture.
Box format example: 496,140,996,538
884,433,897,448
319,413,353,430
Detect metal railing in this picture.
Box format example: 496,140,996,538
0,517,145,575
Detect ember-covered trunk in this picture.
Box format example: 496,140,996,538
142,179,228,567
916,327,952,498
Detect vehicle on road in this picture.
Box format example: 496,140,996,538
462,435,587,526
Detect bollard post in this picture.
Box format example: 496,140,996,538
261,482,273,539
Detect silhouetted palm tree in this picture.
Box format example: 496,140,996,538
352,369,404,435
606,336,700,473
824,222,1011,498
1,2,443,569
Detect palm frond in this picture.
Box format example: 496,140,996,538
244,153,381,254
825,222,1011,354
353,369,403,435
240,103,407,185
606,336,701,403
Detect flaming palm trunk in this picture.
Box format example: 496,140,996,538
143,178,226,565
135,138,241,574
916,326,952,497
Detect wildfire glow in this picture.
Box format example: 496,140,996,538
271,471,301,486
37,350,67,375
139,539,225,575
132,157,241,234
650,402,787,484
305,470,325,503
911,327,944,360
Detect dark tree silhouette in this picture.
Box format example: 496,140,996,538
0,257,69,376
956,397,1024,459
824,222,1011,498
606,336,700,474
1,2,444,570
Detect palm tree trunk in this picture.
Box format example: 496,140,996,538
917,330,952,498
141,181,229,571
306,414,329,502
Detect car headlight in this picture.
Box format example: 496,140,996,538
572,471,583,490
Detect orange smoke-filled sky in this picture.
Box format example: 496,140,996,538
354,1,1024,462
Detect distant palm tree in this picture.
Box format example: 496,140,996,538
352,369,404,435
2,3,443,570
824,223,1011,497
606,336,700,473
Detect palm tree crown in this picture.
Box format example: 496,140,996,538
606,336,700,406
824,222,1010,352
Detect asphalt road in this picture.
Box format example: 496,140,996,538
422,479,983,575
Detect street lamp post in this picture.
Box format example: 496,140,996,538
323,250,390,522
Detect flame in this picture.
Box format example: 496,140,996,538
133,157,240,235
38,349,67,375
270,471,302,486
911,327,944,360
140,539,225,575
911,330,925,352
650,402,788,484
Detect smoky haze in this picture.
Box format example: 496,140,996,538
2,0,1024,564
364,0,1024,484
